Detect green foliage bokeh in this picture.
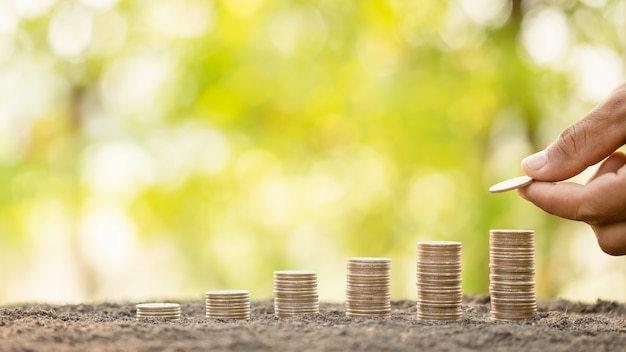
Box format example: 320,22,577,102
0,0,624,303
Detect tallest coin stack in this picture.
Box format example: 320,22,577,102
489,229,537,321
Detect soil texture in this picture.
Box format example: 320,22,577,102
1,296,626,351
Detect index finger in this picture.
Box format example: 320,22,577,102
522,81,626,182
517,181,584,221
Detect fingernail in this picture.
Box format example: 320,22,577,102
522,151,547,170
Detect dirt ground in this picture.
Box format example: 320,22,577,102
1,295,625,351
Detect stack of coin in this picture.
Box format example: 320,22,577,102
273,270,319,317
345,257,391,318
205,290,251,320
489,229,536,321
416,241,463,320
136,303,181,320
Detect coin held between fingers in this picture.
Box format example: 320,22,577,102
489,175,535,193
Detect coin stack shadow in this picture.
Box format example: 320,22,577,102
416,241,463,320
345,257,391,318
273,270,319,318
489,229,536,321
205,290,251,320
136,303,181,320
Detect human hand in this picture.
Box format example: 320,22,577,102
517,81,626,255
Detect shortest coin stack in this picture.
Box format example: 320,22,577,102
273,270,319,318
206,290,251,320
489,229,536,321
416,241,463,321
346,257,391,318
136,303,181,320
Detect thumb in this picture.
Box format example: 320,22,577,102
522,82,626,182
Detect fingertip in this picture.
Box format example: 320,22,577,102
515,182,544,207
516,181,545,204
516,186,529,201
521,151,547,175
521,147,583,182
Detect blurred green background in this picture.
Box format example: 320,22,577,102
0,0,625,305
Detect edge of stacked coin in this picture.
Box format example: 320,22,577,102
489,229,536,321
206,290,251,320
346,257,391,318
136,303,181,320
416,241,463,321
273,270,319,318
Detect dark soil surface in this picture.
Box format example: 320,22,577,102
1,296,625,351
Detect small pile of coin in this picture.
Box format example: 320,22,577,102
136,303,181,320
205,290,251,320
345,257,391,318
489,229,536,321
416,241,463,320
273,270,319,317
